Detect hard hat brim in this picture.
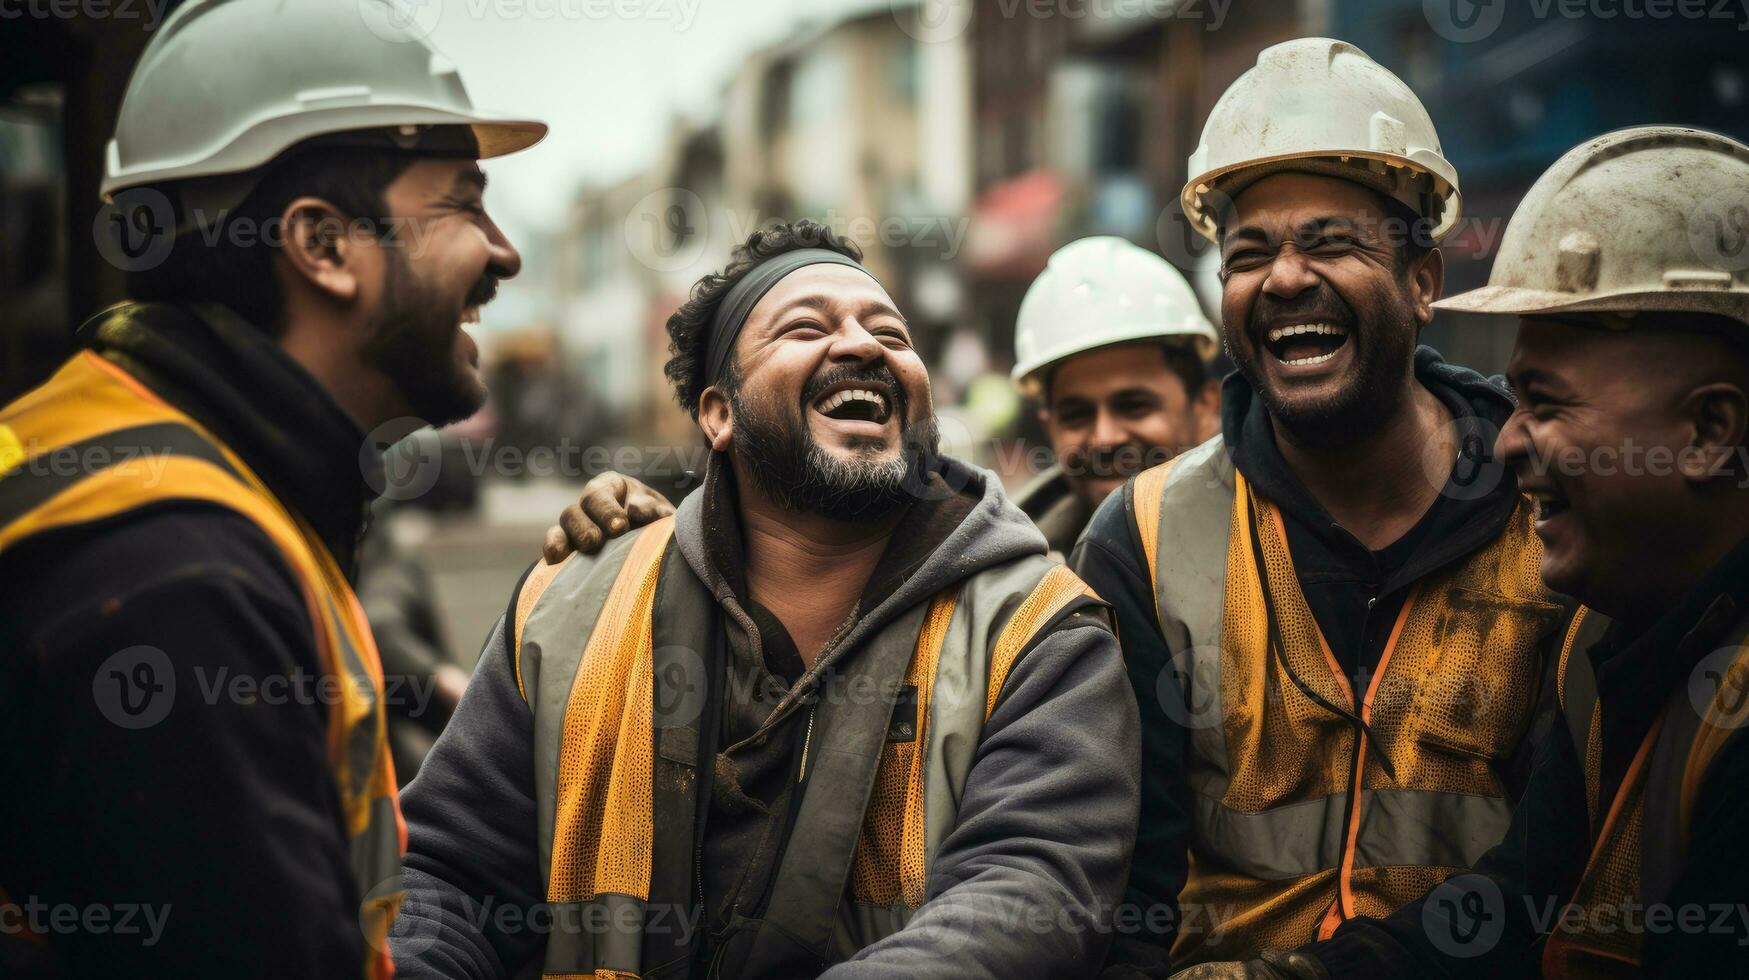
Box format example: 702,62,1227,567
1182,150,1461,245
1436,284,1749,325
1011,324,1219,393
102,105,549,201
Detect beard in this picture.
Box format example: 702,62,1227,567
727,362,941,525
361,248,493,427
1231,279,1418,450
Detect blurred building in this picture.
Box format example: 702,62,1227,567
960,0,1322,367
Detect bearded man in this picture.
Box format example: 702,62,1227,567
392,220,1141,979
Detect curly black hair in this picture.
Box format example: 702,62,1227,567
664,218,864,417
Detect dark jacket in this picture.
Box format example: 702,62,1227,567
1072,348,1563,976
392,454,1142,979
1305,535,1749,978
0,302,380,977
1014,463,1092,560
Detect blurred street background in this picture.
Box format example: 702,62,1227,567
4,0,1747,721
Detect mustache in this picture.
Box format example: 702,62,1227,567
799,362,910,424
1061,443,1174,480
1246,283,1356,337
465,275,499,310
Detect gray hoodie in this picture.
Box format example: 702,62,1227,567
392,455,1141,979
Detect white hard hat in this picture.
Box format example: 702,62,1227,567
101,0,547,201
1182,37,1461,244
1011,236,1218,394
1437,126,1749,326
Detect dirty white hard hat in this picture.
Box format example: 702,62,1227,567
1437,126,1749,327
1182,37,1461,244
101,0,547,202
1011,237,1218,395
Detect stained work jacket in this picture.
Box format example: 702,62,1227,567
1074,349,1573,972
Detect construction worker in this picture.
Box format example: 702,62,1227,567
1011,236,1221,557
0,1,631,974
392,219,1141,979
1074,38,1577,976
1221,126,1749,979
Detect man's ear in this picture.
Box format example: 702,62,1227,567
1411,247,1445,329
279,196,364,304
1679,381,1749,483
698,385,734,452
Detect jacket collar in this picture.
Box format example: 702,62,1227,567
1220,345,1523,587
80,301,376,580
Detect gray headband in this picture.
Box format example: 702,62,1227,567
703,248,876,395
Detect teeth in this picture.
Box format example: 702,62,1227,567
461,307,481,324
1281,350,1340,367
1266,322,1348,344
819,388,888,415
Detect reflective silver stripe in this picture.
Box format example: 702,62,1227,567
1150,437,1236,786
323,593,381,803
1192,788,1513,881
1193,791,1347,880
350,795,403,892
543,894,647,975
1351,789,1513,871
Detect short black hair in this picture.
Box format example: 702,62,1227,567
1042,339,1210,406
126,145,419,334
664,218,864,416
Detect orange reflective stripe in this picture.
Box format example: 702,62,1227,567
985,563,1098,721
547,519,674,907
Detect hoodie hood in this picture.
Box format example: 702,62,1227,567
672,451,1049,658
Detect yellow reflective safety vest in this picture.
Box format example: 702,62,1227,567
508,515,1103,979
0,351,404,978
1128,437,1569,965
1541,607,1749,978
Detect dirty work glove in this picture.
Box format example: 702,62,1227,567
543,471,676,562
1169,951,1328,980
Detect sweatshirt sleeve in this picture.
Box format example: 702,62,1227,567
1071,480,1192,978
821,611,1142,979
392,583,547,980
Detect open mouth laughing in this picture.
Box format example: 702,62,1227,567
1263,321,1351,368
810,378,896,429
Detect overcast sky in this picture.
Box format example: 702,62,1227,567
420,0,896,246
